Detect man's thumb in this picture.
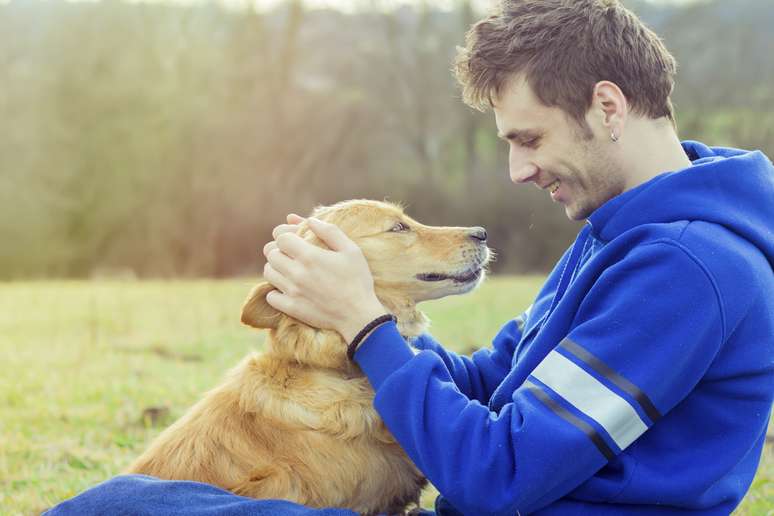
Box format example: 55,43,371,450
308,218,351,252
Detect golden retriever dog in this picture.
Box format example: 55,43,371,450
127,199,491,515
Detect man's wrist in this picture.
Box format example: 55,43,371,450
340,302,390,344
346,314,397,361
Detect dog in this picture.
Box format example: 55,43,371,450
127,199,491,515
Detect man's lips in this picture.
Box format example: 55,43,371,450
545,180,560,194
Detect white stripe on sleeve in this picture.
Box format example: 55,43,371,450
530,350,648,450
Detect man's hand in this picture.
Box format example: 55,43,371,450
262,214,388,343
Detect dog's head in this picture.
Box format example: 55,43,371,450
241,200,491,352
312,199,492,304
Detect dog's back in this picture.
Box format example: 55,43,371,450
128,334,426,514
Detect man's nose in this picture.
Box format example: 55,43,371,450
510,162,539,184
509,147,539,184
468,227,487,242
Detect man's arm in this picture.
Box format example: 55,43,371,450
261,215,531,404
355,242,726,515
408,308,529,404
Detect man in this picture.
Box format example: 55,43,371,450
260,0,774,513
47,0,772,514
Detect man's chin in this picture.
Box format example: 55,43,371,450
564,193,607,220
564,203,590,221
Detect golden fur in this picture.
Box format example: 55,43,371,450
127,200,491,515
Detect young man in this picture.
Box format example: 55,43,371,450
48,0,772,514
260,0,774,514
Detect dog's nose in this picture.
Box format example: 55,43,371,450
469,227,487,242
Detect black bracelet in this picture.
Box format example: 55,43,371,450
347,314,397,361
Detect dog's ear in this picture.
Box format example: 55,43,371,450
241,282,282,329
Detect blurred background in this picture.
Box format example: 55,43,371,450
1,0,772,280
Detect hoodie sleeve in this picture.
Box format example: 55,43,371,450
354,241,724,515
406,308,529,404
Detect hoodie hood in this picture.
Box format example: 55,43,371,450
587,140,774,269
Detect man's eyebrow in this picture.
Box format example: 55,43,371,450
497,129,544,141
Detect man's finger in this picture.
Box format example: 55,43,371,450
275,232,315,261
265,290,308,322
272,223,301,240
307,218,354,253
263,241,278,259
266,248,300,280
263,263,295,297
287,213,305,224
265,290,293,315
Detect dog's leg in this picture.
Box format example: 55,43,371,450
231,464,303,503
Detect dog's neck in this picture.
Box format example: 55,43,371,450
265,293,427,372
377,291,429,339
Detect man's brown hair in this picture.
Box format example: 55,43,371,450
454,0,677,127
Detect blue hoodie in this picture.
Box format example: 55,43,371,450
355,141,774,515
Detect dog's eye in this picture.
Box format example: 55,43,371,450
390,222,410,232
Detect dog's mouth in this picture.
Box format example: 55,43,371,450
416,266,483,284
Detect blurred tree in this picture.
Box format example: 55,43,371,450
0,0,770,279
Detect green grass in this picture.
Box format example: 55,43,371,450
0,278,771,515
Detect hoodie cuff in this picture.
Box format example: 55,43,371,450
353,321,415,391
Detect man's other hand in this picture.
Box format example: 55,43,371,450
262,215,388,344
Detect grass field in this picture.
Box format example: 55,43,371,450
0,278,771,515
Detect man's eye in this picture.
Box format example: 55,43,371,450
390,222,410,232
521,138,540,148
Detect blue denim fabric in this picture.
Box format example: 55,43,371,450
43,475,358,516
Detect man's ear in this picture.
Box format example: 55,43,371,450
590,80,628,134
241,282,282,329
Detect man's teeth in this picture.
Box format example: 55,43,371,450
548,181,560,194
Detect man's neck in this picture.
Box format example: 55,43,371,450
621,117,693,191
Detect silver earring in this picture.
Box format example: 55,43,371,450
610,131,619,142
